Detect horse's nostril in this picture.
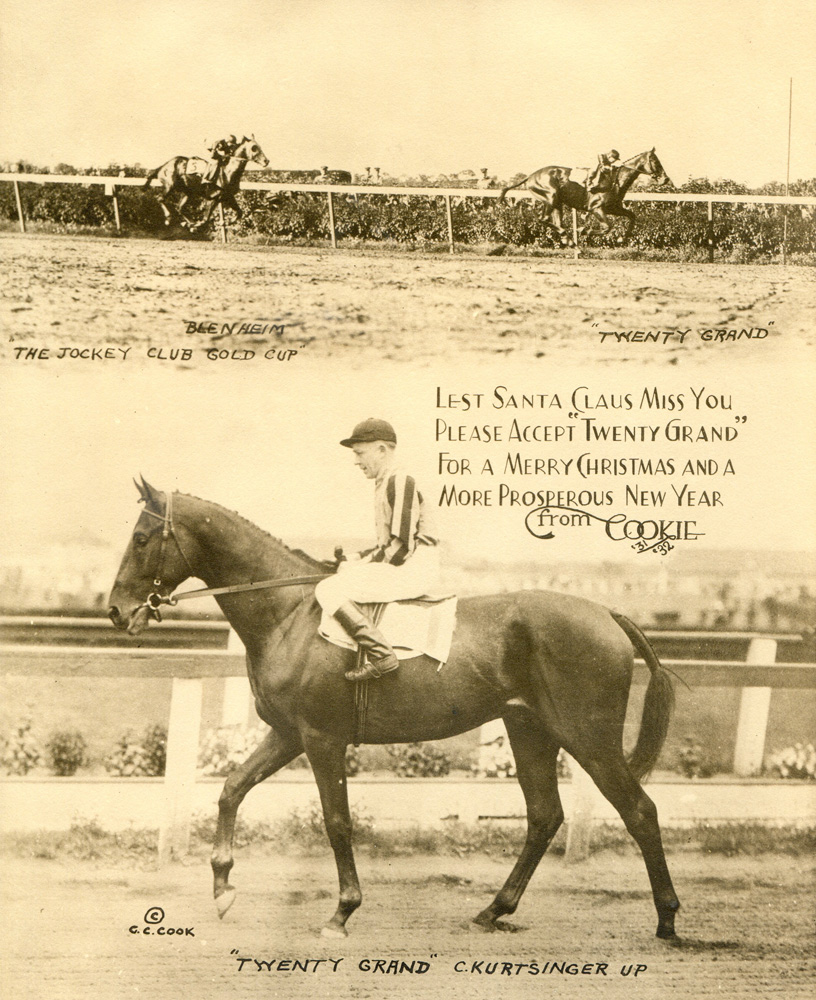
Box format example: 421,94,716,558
108,606,119,623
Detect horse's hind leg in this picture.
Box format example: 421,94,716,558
474,708,563,930
156,192,174,226
529,187,568,245
581,753,680,939
211,725,303,917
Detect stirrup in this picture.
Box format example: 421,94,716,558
344,655,399,682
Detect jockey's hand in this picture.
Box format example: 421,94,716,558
334,546,347,564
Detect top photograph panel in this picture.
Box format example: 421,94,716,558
2,0,814,368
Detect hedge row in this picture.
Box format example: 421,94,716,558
2,178,814,258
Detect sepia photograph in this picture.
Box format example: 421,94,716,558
1,3,815,999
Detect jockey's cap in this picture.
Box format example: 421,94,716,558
610,149,620,159
340,418,397,448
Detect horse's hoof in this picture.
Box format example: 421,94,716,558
470,913,497,933
320,924,348,939
215,887,236,919
657,932,682,948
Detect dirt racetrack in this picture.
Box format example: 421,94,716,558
2,848,813,1000
2,233,814,367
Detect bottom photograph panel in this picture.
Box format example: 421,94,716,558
1,357,814,1000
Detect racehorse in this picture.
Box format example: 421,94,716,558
108,480,681,941
499,149,672,244
143,136,269,231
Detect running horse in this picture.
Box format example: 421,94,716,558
143,136,269,231
499,149,672,244
108,480,681,941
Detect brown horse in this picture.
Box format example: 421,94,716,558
108,480,680,941
499,149,672,244
143,136,269,230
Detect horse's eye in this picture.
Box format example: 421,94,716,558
134,532,148,547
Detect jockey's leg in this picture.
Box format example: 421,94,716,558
336,603,399,681
315,574,399,681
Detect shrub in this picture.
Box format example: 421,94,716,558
387,742,451,777
472,739,571,779
7,172,816,259
766,743,816,780
345,744,361,777
45,730,88,776
105,724,167,776
0,719,42,775
198,723,267,777
675,736,717,779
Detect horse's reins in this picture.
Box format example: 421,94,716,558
136,494,329,621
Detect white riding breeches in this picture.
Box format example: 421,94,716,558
315,544,441,615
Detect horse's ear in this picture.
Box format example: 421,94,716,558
134,477,147,501
139,475,162,507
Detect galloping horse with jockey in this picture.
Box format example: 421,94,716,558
499,149,672,244
143,135,269,231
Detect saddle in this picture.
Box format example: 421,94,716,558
319,594,458,665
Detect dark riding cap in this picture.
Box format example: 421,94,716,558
609,149,620,159
340,418,397,448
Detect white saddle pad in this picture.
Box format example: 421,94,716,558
319,596,458,665
184,157,210,176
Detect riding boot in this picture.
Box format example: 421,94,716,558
334,602,399,681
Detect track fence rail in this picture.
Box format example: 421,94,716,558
3,172,815,257
1,619,813,863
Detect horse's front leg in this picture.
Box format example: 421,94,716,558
616,207,636,244
223,190,244,221
303,730,362,938
211,724,304,918
192,196,219,232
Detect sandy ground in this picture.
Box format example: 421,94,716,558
2,233,814,368
2,848,813,1000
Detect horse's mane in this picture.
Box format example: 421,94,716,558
177,492,327,571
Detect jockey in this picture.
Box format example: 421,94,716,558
315,418,440,682
205,135,238,186
588,149,621,194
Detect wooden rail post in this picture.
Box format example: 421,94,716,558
326,190,337,248
158,677,203,864
733,637,777,776
13,180,26,233
444,194,454,253
105,183,121,232
222,629,251,726
217,203,227,243
707,200,715,263
564,755,596,862
572,208,579,260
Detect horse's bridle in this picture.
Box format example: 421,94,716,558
137,492,197,621
132,492,330,623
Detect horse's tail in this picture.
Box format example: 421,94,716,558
611,611,675,781
143,167,160,189
499,176,526,204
